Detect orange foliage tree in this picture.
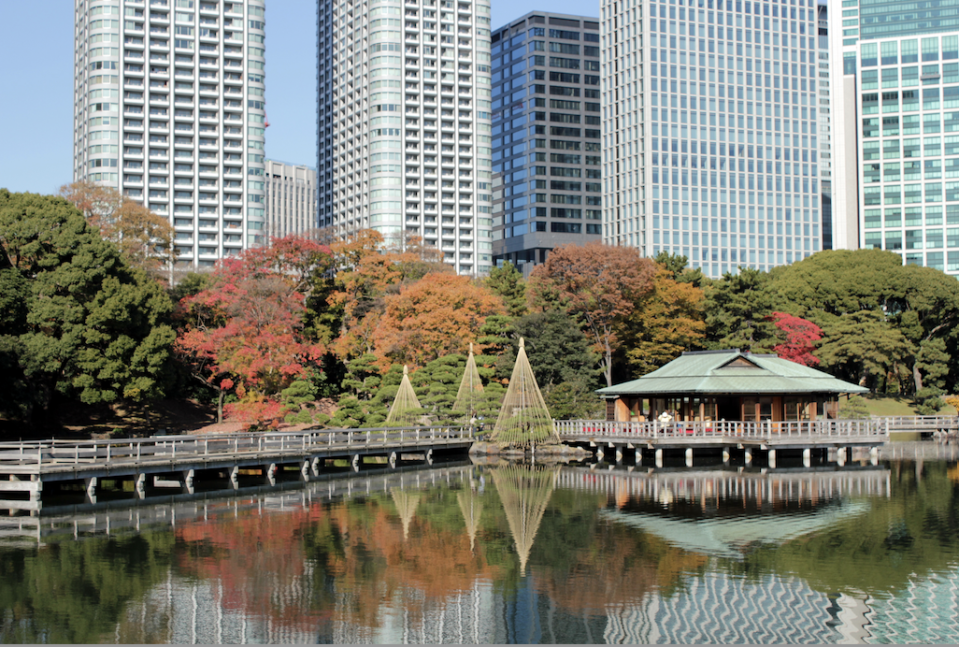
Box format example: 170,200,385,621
529,242,657,387
371,273,506,369
175,235,330,427
60,180,175,277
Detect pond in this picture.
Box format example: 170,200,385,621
1,454,958,644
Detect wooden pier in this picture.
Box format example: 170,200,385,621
0,426,473,511
555,418,896,468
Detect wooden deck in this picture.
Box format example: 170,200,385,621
0,426,473,509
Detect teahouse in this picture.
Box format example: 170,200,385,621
597,350,868,423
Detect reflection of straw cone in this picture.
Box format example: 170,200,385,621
391,488,421,540
456,489,484,552
492,465,559,573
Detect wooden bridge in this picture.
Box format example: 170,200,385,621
0,426,473,511
554,418,908,468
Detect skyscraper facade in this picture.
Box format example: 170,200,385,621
316,0,494,276
831,0,959,276
817,1,833,250
601,0,822,278
490,12,603,273
265,160,317,237
72,0,268,269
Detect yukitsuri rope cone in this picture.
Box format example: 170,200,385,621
452,343,484,421
385,365,422,427
490,338,558,445
456,487,484,552
491,464,559,573
391,488,421,540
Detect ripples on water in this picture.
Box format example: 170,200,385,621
0,452,957,644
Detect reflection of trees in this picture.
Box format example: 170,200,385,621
0,531,175,644
719,461,959,597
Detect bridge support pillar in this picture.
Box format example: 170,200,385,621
744,448,753,465
135,473,147,499
596,446,605,462
803,448,811,468
837,447,846,466
230,466,239,490
311,457,322,477
655,449,663,468
615,447,623,464
300,460,310,482
635,448,642,465
352,454,361,472
768,449,777,469
84,477,97,504
181,469,194,494
870,446,879,466
389,452,398,468
685,448,694,467
722,448,730,464
265,463,277,486
426,449,433,466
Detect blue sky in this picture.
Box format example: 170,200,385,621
0,1,598,196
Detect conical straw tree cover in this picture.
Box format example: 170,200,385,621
492,464,559,573
386,365,422,427
490,338,558,445
452,343,484,420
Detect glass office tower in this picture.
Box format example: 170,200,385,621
602,0,822,278
490,13,603,273
832,0,959,276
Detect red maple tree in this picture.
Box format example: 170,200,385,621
176,236,330,427
767,311,823,366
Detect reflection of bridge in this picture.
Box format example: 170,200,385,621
557,465,892,507
0,462,474,546
0,427,473,511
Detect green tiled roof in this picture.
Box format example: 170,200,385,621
597,350,869,397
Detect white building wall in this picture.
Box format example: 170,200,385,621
73,0,267,270
265,160,317,237
317,0,494,276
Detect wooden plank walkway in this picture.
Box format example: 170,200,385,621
0,426,473,508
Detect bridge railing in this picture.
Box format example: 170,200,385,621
0,426,471,468
554,418,890,439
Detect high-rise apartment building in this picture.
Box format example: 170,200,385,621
831,0,959,276
490,13,603,273
817,1,833,250
73,0,267,270
316,0,495,276
601,0,822,278
265,160,317,237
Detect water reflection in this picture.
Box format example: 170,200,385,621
0,459,957,643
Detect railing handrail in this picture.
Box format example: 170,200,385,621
553,417,900,440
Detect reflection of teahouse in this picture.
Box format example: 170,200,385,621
597,349,868,423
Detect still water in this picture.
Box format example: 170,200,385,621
1,454,958,644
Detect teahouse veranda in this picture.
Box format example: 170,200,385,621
597,350,868,423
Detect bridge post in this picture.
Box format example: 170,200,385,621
635,447,643,465
870,446,879,466
311,457,322,477
265,463,277,486
85,477,97,504
722,448,730,464
837,447,846,466
426,449,433,466
744,448,753,465
389,452,398,468
596,446,605,462
230,466,239,489
135,473,147,499
655,449,663,468
685,448,693,468
615,446,623,463
803,448,811,467
352,454,361,472
182,469,194,494
300,460,310,482
768,449,777,469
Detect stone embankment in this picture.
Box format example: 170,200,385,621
469,441,592,463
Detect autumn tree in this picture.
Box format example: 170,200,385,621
528,242,656,387
371,272,506,369
620,260,706,377
60,181,175,277
767,312,822,366
175,235,329,426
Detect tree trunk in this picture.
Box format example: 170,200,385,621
217,389,224,424
913,362,924,394
604,345,613,388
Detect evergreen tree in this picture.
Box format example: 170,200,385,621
485,261,528,317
